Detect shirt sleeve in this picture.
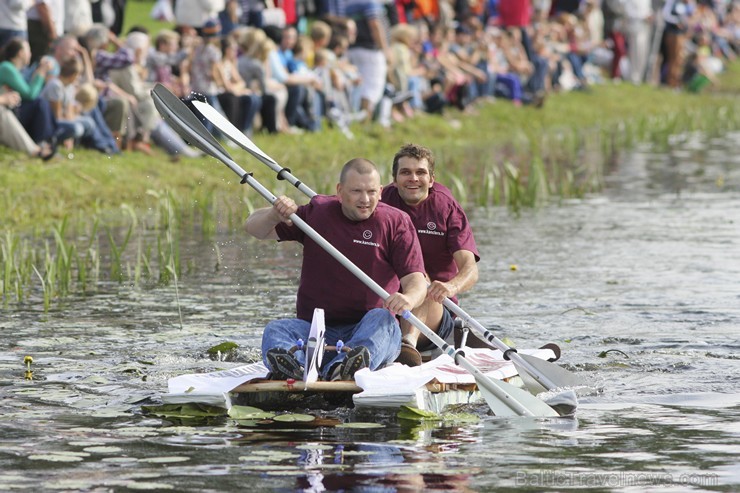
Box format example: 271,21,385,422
0,63,45,100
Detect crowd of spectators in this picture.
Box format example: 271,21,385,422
1,0,738,159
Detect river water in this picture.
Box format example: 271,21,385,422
1,132,738,492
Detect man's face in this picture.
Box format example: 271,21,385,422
54,38,78,61
394,156,434,206
337,169,382,222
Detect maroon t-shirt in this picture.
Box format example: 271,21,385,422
381,183,480,302
275,195,425,324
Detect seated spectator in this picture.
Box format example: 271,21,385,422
269,25,322,132
0,38,58,148
388,23,424,121
146,29,192,97
53,33,129,153
0,91,56,159
40,56,118,154
189,19,229,132
217,36,262,136
108,29,199,158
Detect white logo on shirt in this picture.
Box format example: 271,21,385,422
427,222,437,231
363,230,373,240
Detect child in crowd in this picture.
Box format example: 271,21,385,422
147,29,192,97
40,56,118,154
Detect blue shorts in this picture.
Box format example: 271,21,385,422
419,306,455,351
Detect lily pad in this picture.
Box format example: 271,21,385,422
397,406,440,421
228,405,275,420
28,454,84,462
142,403,226,418
138,456,190,463
272,414,316,423
207,341,239,354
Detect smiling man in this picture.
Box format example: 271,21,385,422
381,144,481,366
245,158,428,381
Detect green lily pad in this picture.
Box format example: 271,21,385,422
228,405,275,420
142,403,226,418
207,342,239,354
397,406,440,421
272,414,316,423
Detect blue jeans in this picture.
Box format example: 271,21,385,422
0,29,27,49
261,308,402,378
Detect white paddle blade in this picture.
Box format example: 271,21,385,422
475,376,559,417
192,100,277,166
515,353,583,393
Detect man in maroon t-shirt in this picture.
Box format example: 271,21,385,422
246,158,428,381
381,144,482,366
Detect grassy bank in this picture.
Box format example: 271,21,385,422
2,62,739,232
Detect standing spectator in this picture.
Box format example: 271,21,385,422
0,0,30,49
27,0,64,63
662,0,692,88
64,0,93,36
237,0,265,27
175,0,226,33
331,0,391,122
623,0,653,84
92,0,127,35
498,0,533,59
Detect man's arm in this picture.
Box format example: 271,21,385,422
427,250,479,304
384,271,427,316
244,195,296,240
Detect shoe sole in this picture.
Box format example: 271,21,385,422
266,351,304,381
341,347,370,380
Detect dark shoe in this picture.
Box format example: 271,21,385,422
265,347,304,381
330,345,370,381
395,339,422,367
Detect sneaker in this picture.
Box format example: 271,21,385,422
265,348,304,381
330,345,370,381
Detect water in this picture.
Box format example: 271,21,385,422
1,132,739,491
